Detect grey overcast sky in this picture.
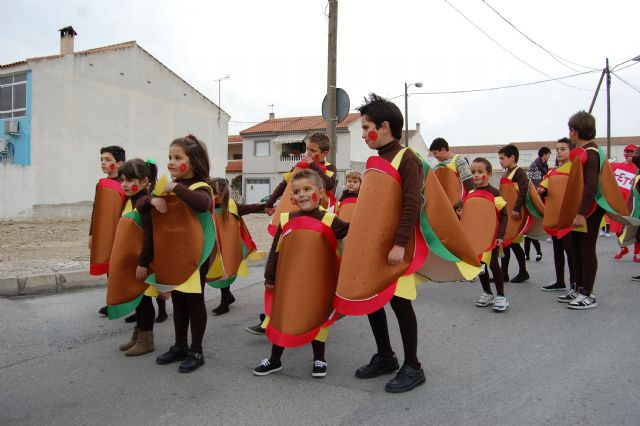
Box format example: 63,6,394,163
2,0,639,147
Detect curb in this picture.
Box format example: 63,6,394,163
0,258,267,297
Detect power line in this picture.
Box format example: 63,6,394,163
612,73,640,95
481,0,598,72
388,69,600,100
614,61,640,73
444,0,593,92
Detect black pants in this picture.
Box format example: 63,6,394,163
571,206,605,294
171,263,209,354
136,295,155,331
501,243,527,278
270,340,325,363
524,237,541,258
367,296,420,370
479,247,504,296
552,235,574,287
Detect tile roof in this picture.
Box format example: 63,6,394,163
228,135,243,143
0,41,137,69
451,136,640,155
240,112,360,135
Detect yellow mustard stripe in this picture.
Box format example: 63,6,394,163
275,213,290,252
314,327,330,343
447,154,460,172
391,148,408,170
188,181,213,197
143,285,160,297
122,199,133,216
283,171,292,183
321,212,336,228
154,175,168,196
228,198,239,216
495,196,507,211
394,274,417,300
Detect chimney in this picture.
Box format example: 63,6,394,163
269,112,275,120
415,122,421,133
59,26,77,56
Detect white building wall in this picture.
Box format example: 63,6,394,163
0,164,35,218
1,44,227,218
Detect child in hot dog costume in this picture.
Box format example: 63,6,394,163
336,170,361,223
429,137,475,206
265,132,338,235
334,94,427,393
253,169,348,378
207,177,265,315
610,144,638,260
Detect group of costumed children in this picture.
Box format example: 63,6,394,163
89,94,634,393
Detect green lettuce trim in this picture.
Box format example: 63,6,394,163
123,210,143,227
108,293,143,319
525,191,543,219
590,145,621,216
207,275,237,289
633,176,640,219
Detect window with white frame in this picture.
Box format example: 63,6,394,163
0,73,27,119
255,140,270,157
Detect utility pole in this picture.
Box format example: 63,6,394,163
606,58,611,159
404,83,409,147
588,69,606,114
326,0,338,166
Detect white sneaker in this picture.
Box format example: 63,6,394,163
557,289,578,303
492,296,509,312
599,230,605,236
567,293,597,310
605,233,611,238
475,292,495,307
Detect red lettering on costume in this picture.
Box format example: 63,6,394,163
131,184,139,192
312,193,318,202
179,163,188,172
367,130,378,141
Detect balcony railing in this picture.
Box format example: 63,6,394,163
280,154,305,162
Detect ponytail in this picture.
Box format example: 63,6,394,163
211,178,230,220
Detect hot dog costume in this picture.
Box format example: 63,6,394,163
499,167,546,246
432,153,468,206
144,176,216,294
90,178,125,275
206,199,265,288
263,210,347,347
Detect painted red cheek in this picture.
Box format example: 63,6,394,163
109,164,116,171
367,130,378,141
179,164,188,172
131,184,139,192
314,154,320,161
312,193,318,202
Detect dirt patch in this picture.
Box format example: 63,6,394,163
0,213,273,278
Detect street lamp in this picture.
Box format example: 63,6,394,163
404,81,423,147
214,74,230,119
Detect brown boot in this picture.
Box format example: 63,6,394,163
125,330,155,356
119,327,139,351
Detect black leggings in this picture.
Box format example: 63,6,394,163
524,237,541,258
171,263,209,354
479,247,504,296
552,235,574,287
501,243,527,278
269,340,325,363
367,296,420,370
136,295,155,331
571,207,605,294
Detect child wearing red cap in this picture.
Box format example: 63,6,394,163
611,144,639,261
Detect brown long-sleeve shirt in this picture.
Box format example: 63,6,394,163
264,208,349,285
476,185,508,240
503,167,529,212
265,161,338,208
129,190,154,268
377,140,425,247
237,203,266,216
578,141,601,215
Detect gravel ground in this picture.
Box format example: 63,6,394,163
0,213,272,278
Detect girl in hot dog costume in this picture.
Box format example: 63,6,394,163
253,169,348,378
562,111,638,309
207,178,265,315
138,135,215,372
265,132,338,235
466,158,510,312
107,159,158,356
537,138,575,292
334,94,427,393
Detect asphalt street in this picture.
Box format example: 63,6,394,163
1,237,639,425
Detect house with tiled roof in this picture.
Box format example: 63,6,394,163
238,112,424,203
0,27,228,219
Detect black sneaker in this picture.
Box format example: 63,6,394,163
178,352,205,373
510,272,530,283
124,313,137,323
312,360,327,378
98,305,108,317
631,275,640,282
212,305,230,315
245,324,265,335
384,363,426,393
535,254,542,262
355,353,399,379
155,312,168,323
156,345,189,365
253,358,282,376
542,282,566,292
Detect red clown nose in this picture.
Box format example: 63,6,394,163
367,130,379,141
179,163,188,172
131,184,139,192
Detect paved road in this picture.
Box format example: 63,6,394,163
1,237,639,425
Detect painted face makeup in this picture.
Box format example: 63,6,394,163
367,130,379,141
109,163,116,171
311,193,318,202
179,163,188,173
131,184,139,192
